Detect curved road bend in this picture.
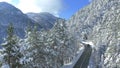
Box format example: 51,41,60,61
73,44,92,68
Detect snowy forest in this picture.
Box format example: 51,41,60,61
0,0,120,68
0,20,79,68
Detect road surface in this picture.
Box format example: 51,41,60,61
73,44,92,68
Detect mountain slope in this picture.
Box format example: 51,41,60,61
0,2,35,28
27,12,61,30
67,0,120,68
0,2,62,43
0,2,36,43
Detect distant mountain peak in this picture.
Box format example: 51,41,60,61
27,12,63,30
0,2,35,42
0,2,23,14
0,2,10,5
28,12,54,15
0,2,64,43
27,12,56,18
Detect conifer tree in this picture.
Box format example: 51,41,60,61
52,19,73,67
23,25,48,68
1,23,23,68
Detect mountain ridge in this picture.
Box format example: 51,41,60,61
0,2,62,43
26,12,61,30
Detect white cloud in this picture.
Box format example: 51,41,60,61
17,0,42,13
34,0,63,16
0,0,63,16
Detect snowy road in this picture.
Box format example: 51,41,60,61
73,44,92,68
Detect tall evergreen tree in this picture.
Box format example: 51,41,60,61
23,25,48,68
51,19,75,67
1,23,23,68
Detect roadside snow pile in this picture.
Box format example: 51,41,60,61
81,41,95,48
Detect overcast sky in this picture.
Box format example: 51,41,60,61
0,0,91,19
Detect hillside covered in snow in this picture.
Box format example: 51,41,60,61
0,0,120,68
67,0,120,67
0,2,62,43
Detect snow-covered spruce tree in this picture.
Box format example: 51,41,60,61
16,25,35,68
20,20,77,68
1,23,23,68
51,19,75,67
22,25,49,68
